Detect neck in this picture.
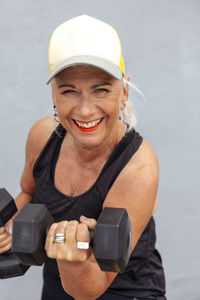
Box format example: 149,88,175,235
63,122,126,165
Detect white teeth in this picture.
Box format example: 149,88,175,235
75,118,102,128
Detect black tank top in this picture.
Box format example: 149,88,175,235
32,124,166,299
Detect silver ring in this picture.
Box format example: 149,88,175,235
54,233,65,243
77,241,89,249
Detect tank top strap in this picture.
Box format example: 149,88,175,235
95,130,143,202
33,124,66,177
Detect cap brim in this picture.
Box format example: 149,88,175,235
46,55,123,84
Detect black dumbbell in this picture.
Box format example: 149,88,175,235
0,188,30,279
12,204,132,273
0,189,17,227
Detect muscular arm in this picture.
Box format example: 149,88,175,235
54,139,159,300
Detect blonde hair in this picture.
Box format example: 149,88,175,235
120,77,144,132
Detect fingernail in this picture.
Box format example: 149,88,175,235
82,216,88,221
5,226,12,235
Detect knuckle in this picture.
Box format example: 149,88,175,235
47,251,55,259
79,252,88,263
79,254,85,262
0,227,5,234
6,244,11,250
0,235,5,243
57,252,65,261
61,221,69,225
79,223,88,230
45,247,56,258
58,221,68,227
65,252,75,262
0,244,11,253
48,223,58,235
72,220,79,225
0,238,10,248
66,224,76,232
55,221,68,232
6,237,12,244
68,220,79,227
90,219,97,227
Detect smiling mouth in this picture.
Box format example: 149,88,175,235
72,118,104,132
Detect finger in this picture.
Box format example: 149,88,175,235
65,221,79,248
54,221,69,236
79,216,96,230
0,232,10,243
0,227,5,234
45,221,69,258
0,243,12,254
76,223,90,242
76,223,90,250
45,223,58,252
5,219,13,235
54,221,69,248
0,235,12,249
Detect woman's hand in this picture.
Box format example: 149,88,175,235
45,216,96,263
0,219,13,254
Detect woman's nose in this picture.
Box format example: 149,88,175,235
77,94,96,117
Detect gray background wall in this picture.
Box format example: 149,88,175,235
0,0,199,299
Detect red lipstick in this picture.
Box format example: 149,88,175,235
73,119,103,132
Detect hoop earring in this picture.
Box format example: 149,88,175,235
53,105,60,123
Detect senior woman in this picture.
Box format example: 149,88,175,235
0,15,166,300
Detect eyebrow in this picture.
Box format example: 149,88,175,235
58,82,112,89
58,84,75,89
91,82,112,89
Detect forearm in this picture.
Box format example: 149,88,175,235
57,256,110,300
14,191,32,211
45,218,117,299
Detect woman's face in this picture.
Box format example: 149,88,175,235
52,65,128,149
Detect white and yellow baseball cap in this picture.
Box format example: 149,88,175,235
47,15,125,84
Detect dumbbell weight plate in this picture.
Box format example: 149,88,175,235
0,188,17,226
0,251,30,278
93,207,132,273
0,188,29,278
12,204,54,266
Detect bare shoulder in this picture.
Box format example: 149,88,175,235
113,138,159,190
27,117,55,154
25,117,55,166
129,138,159,179
19,118,55,197
28,117,55,142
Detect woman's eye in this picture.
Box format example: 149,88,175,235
62,90,76,95
95,88,109,94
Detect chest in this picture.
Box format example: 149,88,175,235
54,154,106,197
